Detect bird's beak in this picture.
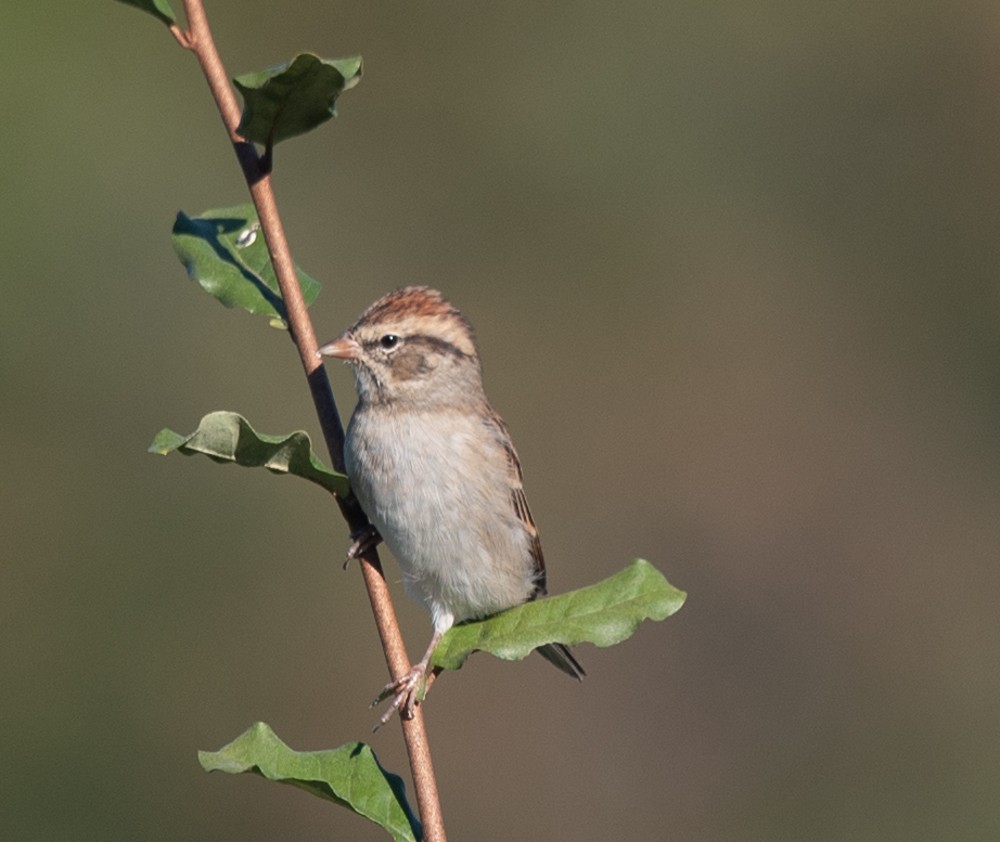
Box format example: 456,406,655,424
317,335,362,361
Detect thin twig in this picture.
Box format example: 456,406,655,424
177,2,446,838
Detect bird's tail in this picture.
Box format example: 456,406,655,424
537,643,586,680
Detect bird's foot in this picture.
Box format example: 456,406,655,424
343,524,382,569
370,661,431,730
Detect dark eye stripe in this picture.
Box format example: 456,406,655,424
408,334,474,360
363,333,472,361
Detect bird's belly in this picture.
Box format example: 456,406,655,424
345,410,537,623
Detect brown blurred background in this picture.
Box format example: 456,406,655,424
3,2,999,840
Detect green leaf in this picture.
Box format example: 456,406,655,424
171,205,320,326
431,559,685,672
149,411,349,497
116,0,177,26
234,53,362,147
200,723,420,842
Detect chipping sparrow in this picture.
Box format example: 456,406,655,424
318,286,584,722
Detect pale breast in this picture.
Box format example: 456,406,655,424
345,406,539,621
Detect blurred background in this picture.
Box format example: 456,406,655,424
3,1,999,839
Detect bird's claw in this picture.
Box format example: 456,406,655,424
370,664,428,731
344,524,382,569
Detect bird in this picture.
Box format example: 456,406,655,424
318,286,584,723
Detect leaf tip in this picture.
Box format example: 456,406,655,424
148,428,184,455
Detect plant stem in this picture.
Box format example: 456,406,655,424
178,2,446,838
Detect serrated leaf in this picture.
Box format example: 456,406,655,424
116,0,176,26
148,411,348,497
172,204,320,325
234,53,362,147
200,723,420,842
431,559,685,671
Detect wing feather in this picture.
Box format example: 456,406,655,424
482,405,547,596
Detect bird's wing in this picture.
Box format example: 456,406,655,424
483,405,547,596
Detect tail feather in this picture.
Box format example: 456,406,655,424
537,643,586,680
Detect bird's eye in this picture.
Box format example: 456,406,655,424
379,334,400,350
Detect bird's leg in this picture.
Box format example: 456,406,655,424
371,628,445,730
343,524,382,569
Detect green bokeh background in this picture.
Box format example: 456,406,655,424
4,2,999,840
